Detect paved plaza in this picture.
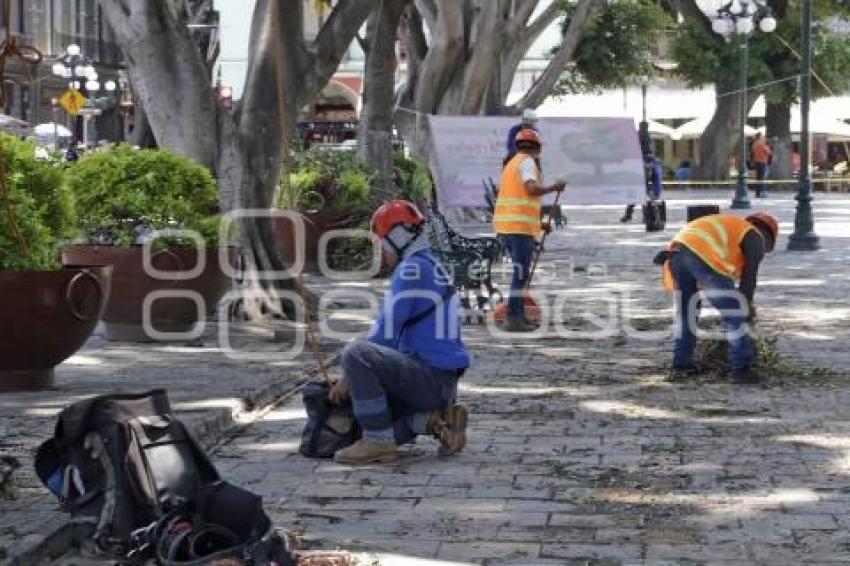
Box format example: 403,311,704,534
2,190,850,564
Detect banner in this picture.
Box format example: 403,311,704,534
428,115,645,207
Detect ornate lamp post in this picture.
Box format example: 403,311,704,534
709,1,776,210
788,0,819,251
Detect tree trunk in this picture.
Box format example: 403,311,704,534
765,101,792,183
696,78,759,180
128,89,157,148
357,0,409,199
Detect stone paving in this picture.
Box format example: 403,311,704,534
3,190,850,564
214,191,850,565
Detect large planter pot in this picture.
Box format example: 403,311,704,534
272,213,323,274
62,245,236,342
0,266,112,391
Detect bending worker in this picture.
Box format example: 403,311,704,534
656,212,779,384
494,129,566,332
331,200,471,465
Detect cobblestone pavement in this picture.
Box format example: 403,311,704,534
0,302,372,559
4,191,850,564
213,191,850,565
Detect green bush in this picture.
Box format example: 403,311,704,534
0,135,74,270
392,152,432,203
277,148,373,214
67,145,221,247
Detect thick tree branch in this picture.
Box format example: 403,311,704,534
414,0,437,30
520,1,560,44
511,0,602,111
305,0,372,103
98,0,220,170
509,0,541,37
458,1,505,114
414,0,464,113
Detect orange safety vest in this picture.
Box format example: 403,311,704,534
662,214,758,292
493,153,542,237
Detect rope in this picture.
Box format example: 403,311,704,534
271,1,330,383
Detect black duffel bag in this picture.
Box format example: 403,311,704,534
299,381,361,458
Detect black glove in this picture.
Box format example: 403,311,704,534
653,250,672,266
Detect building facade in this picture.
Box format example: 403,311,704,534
1,0,125,142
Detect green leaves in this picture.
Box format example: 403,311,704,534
392,152,432,202
66,145,221,247
0,135,74,271
555,0,673,94
671,1,850,104
278,148,374,214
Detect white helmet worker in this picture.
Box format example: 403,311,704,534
521,108,539,125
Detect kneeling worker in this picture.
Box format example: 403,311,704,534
494,129,566,332
657,212,779,384
331,200,471,464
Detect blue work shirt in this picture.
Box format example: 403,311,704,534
368,250,471,371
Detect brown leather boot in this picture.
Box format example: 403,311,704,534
333,439,397,464
427,404,469,456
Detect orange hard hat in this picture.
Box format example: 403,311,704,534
746,212,779,248
515,128,541,146
370,199,425,239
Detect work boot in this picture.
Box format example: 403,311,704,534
427,405,469,456
334,439,397,465
729,368,762,385
667,365,701,383
501,316,538,333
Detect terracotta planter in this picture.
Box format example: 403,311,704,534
0,266,112,391
62,245,236,342
272,213,323,274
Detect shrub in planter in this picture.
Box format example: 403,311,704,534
392,152,433,205
274,148,375,272
62,146,233,342
0,135,110,390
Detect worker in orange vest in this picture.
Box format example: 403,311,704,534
493,129,566,332
656,212,779,384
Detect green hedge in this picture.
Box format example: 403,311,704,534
0,135,73,270
66,145,221,247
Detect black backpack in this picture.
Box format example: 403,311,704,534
127,480,298,565
299,381,362,458
35,389,219,554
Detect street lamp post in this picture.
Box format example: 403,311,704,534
51,44,116,148
709,1,776,210
788,0,820,251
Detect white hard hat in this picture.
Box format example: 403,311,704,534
521,108,539,123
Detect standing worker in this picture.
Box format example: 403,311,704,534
331,200,471,464
494,129,566,332
655,212,779,384
505,108,539,158
751,133,772,198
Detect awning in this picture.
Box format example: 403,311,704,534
672,116,759,140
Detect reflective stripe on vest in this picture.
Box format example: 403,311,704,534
493,153,541,236
662,214,755,291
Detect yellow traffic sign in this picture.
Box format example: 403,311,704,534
59,88,86,115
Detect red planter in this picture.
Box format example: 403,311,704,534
62,245,235,342
0,266,112,391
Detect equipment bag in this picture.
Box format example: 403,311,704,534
643,200,666,232
127,480,297,565
299,381,361,459
35,389,219,554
